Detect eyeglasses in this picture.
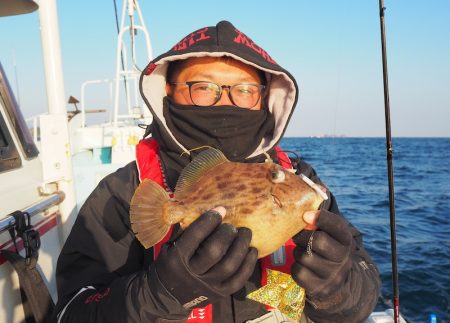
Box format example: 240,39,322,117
169,81,266,109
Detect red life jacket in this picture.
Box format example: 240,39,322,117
136,138,296,322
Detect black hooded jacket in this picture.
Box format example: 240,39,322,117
52,21,380,322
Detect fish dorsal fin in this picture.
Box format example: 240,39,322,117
175,148,228,198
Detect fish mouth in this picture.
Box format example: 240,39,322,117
271,193,283,208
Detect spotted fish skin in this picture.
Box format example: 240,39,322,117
130,149,324,258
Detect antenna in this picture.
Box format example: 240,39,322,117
12,50,21,107
378,1,400,322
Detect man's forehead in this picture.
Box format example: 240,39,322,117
172,57,262,81
178,56,249,69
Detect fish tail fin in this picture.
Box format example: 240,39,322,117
130,179,171,249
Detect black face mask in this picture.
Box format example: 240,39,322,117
162,97,275,162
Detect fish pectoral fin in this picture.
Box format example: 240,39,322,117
130,179,171,249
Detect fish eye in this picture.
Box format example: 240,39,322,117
271,169,285,183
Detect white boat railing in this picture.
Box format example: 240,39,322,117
80,76,146,128
0,192,65,234
80,79,113,127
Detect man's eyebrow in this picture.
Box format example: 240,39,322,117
187,73,260,83
190,72,215,79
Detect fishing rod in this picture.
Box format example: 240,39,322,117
378,1,400,322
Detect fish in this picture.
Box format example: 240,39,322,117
130,148,327,258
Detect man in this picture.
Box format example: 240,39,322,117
53,21,380,322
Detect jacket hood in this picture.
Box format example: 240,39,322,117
139,20,298,160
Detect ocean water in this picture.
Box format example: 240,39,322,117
279,138,450,323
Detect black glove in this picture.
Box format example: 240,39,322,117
151,208,258,311
291,209,353,303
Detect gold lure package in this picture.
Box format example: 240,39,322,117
247,269,306,321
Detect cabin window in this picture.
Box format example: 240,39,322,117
0,63,39,160
0,124,6,147
0,110,21,172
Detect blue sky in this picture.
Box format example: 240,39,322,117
1,0,449,137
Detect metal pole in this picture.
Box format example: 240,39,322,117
38,0,66,115
378,1,400,322
38,0,78,241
